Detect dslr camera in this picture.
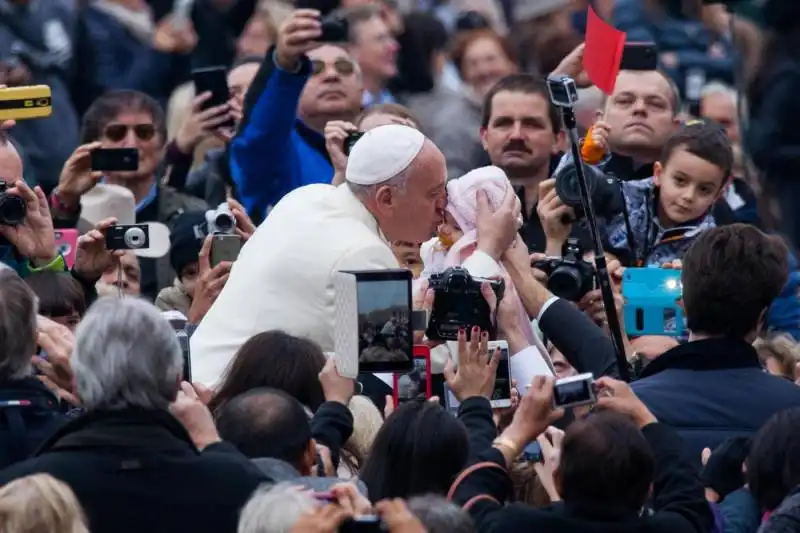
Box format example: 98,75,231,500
0,180,26,226
553,163,625,221
106,224,150,250
426,267,505,341
533,238,595,302
206,202,236,234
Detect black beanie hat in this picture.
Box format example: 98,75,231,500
169,211,208,279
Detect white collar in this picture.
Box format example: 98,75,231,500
334,185,391,246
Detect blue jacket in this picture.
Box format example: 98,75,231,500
607,177,716,266
632,338,800,467
230,53,334,218
766,251,800,340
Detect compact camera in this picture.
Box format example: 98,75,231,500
0,179,26,226
106,224,150,250
206,202,236,234
553,163,625,221
344,131,364,156
320,12,349,43
534,238,595,302
426,267,505,341
553,373,597,409
546,74,579,108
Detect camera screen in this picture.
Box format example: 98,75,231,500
357,279,411,364
553,379,592,407
397,357,428,403
491,347,511,402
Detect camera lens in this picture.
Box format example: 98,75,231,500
554,166,596,209
0,192,27,226
123,227,146,249
214,212,235,233
447,269,468,293
549,265,583,302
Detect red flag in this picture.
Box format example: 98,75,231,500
584,6,626,94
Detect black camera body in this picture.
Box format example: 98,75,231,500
106,224,150,250
426,267,505,341
0,179,26,226
553,163,625,221
320,13,349,43
344,131,364,156
534,238,595,302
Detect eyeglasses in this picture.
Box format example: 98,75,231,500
103,123,157,142
310,59,356,77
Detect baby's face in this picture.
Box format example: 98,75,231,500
437,211,463,248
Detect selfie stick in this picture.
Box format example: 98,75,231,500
549,77,631,382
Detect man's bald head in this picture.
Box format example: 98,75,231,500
0,133,23,186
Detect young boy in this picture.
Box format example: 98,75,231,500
590,119,733,265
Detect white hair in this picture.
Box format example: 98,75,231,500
237,483,318,533
346,165,412,199
72,296,182,411
700,81,738,103
0,267,37,380
576,86,604,112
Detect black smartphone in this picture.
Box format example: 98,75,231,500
320,12,349,43
339,517,383,533
91,148,139,172
620,42,658,71
343,132,364,156
192,66,235,129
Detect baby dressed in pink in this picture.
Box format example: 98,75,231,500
420,166,553,380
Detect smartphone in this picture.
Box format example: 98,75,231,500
553,373,596,409
192,66,235,129
622,267,684,337
177,329,191,382
54,229,79,269
0,85,52,121
210,234,242,267
343,132,364,156
443,383,460,415
392,346,432,405
91,148,139,172
488,340,512,409
339,516,383,533
620,42,658,71
172,0,194,29
522,441,543,463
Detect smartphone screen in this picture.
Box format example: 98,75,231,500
393,353,431,405
490,343,512,408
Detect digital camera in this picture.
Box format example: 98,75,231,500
106,224,150,250
426,267,505,341
0,179,26,226
553,163,625,221
206,202,236,234
546,74,579,108
320,12,349,43
344,131,364,156
533,238,595,301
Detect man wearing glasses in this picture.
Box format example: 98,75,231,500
48,90,207,300
231,8,365,220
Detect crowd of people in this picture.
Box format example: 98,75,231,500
3,0,800,532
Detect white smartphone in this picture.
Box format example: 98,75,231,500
488,340,512,409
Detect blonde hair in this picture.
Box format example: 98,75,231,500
754,333,800,379
0,474,89,533
339,395,384,476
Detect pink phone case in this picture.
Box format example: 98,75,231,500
54,229,79,268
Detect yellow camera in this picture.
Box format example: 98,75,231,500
0,85,53,121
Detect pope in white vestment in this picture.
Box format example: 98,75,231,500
190,125,448,386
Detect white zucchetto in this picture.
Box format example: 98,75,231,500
345,125,426,186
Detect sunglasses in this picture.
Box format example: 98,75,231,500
103,123,157,142
310,58,356,77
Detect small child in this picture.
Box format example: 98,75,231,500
156,212,208,316
563,119,734,266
